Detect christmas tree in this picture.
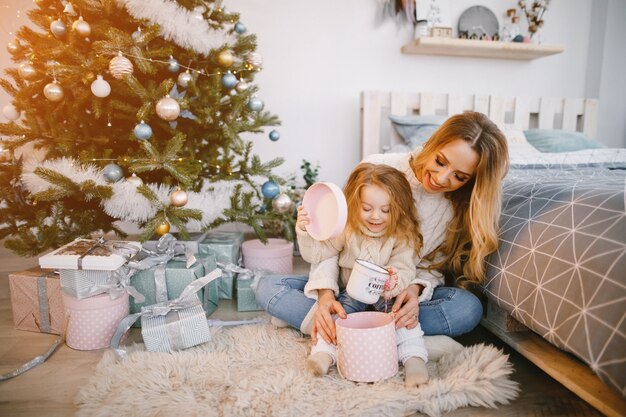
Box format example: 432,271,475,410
0,0,295,257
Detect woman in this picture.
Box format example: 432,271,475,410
255,111,509,348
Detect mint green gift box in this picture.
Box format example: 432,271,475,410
129,253,219,325
236,276,262,312
199,231,245,300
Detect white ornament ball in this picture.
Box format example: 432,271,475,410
90,75,111,98
7,41,18,54
169,189,188,207
155,96,180,121
126,173,143,187
72,16,91,37
2,104,20,121
236,80,250,92
177,71,193,88
109,52,133,79
50,20,67,38
18,63,36,80
43,82,64,101
272,193,293,214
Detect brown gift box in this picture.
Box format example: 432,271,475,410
8,267,65,335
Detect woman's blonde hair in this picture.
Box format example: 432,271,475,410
344,163,423,255
410,112,509,287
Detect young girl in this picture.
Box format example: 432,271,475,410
296,163,429,387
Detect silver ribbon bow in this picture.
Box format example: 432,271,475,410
217,262,266,292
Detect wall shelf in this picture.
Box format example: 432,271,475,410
401,37,564,60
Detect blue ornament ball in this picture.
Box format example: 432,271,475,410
167,57,180,73
221,72,238,89
247,97,264,112
133,121,152,140
102,163,124,183
234,22,247,34
269,129,280,141
261,180,280,199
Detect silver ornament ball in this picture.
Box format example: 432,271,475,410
18,63,37,80
102,163,124,183
7,41,18,54
177,71,193,88
155,96,180,121
109,52,133,79
272,193,293,214
72,16,91,37
126,173,143,187
2,104,20,121
50,20,67,38
43,82,64,101
169,189,188,207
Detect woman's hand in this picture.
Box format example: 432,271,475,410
296,205,310,231
311,289,347,345
391,284,422,329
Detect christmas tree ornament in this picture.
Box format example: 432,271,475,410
18,63,36,80
167,56,180,72
236,80,250,92
155,220,171,236
90,75,111,98
7,41,18,54
190,5,205,21
43,81,64,101
133,121,152,140
102,163,123,183
169,189,188,207
131,27,142,41
221,72,237,89
50,19,67,38
155,95,180,121
177,70,193,88
272,193,293,214
234,22,247,34
261,180,280,199
72,16,91,37
126,173,143,187
217,50,233,67
63,2,77,16
2,104,20,121
245,52,263,70
108,52,134,79
269,129,280,141
247,97,264,112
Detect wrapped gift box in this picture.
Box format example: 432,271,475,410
39,238,141,270
8,268,65,335
58,269,111,300
141,302,211,352
236,276,262,312
199,231,245,299
129,252,219,319
142,231,208,254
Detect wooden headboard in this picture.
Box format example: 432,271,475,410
360,91,599,159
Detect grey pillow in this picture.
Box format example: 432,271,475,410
524,129,606,153
389,114,446,149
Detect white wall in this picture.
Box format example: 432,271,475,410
2,0,625,185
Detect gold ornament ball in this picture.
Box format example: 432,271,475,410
109,52,134,79
18,63,37,79
72,16,91,37
169,189,188,207
217,50,234,67
43,82,64,101
155,96,180,121
156,220,171,236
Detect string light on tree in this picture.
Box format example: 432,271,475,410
43,80,64,101
133,121,152,140
169,189,188,207
90,75,111,97
155,95,180,121
72,16,91,37
109,52,134,79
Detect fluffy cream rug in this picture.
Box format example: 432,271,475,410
76,324,519,417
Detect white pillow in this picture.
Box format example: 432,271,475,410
502,126,542,158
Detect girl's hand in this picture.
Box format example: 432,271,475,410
296,205,310,231
311,289,347,345
391,284,422,329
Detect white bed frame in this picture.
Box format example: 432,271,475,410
360,91,626,417
360,90,599,159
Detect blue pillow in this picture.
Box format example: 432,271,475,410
389,115,446,149
523,129,605,153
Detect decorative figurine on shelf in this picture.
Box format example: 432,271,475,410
518,0,552,44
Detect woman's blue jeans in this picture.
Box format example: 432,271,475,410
255,275,483,337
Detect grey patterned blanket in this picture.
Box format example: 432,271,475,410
484,165,626,396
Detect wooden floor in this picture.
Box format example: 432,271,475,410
0,243,606,417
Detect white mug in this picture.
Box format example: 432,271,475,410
346,259,389,304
